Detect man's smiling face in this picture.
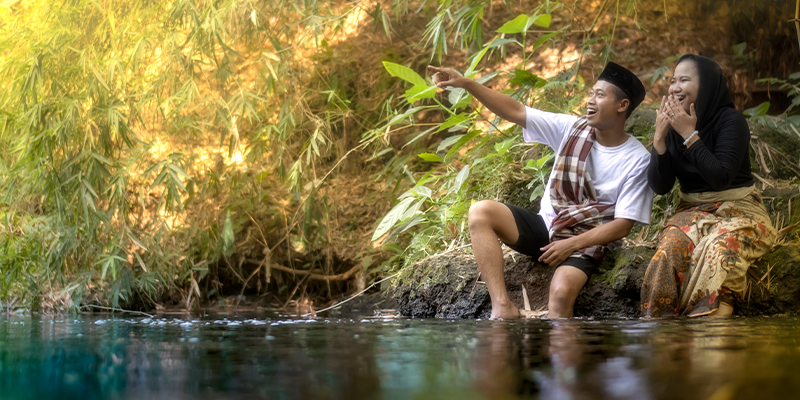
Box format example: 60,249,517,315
586,80,629,128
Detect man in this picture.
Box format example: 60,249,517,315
428,62,653,318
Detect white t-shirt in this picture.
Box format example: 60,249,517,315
522,107,654,230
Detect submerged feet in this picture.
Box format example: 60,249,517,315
490,301,521,319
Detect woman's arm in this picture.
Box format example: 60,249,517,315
647,147,676,195
682,111,750,191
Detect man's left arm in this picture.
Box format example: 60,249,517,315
538,219,634,267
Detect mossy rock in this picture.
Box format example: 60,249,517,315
624,107,656,139
392,242,800,319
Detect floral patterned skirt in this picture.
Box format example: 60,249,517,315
641,191,776,317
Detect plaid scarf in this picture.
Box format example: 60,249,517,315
548,117,618,260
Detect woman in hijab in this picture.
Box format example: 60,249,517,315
640,54,776,317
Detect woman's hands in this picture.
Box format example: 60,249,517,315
666,95,698,143
654,95,699,152
653,96,671,154
428,65,470,88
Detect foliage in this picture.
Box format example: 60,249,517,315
0,0,400,311
370,2,594,265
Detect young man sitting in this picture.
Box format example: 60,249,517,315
428,62,654,319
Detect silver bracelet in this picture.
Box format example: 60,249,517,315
683,130,699,146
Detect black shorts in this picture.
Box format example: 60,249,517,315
502,203,599,279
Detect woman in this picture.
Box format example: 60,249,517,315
641,54,776,317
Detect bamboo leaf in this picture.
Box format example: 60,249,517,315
532,26,569,52
405,85,437,102
445,129,481,159
127,231,148,251
372,197,415,241
222,210,235,257
496,14,528,34
436,113,471,133
383,61,427,86
418,153,443,162
449,165,470,194
90,64,110,92
411,186,432,198
437,134,465,152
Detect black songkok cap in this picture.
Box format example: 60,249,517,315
598,62,646,112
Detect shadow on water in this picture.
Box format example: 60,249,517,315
1,313,800,399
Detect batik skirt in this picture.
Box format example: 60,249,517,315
641,188,776,317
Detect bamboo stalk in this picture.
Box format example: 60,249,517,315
795,0,800,53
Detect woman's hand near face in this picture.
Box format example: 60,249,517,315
654,96,670,155
664,95,697,140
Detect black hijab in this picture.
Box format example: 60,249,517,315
672,54,735,138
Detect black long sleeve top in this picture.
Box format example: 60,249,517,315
648,107,754,195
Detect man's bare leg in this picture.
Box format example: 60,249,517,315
548,265,589,318
468,200,521,319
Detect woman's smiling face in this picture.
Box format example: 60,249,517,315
669,60,700,114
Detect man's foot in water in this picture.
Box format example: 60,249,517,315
490,301,521,319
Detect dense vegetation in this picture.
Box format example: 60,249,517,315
0,0,796,313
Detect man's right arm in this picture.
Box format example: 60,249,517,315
428,66,526,127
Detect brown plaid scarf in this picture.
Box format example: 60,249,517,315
548,117,618,260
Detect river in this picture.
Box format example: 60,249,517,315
1,313,798,399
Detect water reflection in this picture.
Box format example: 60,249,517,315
0,315,799,399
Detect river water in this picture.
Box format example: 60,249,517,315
1,313,799,400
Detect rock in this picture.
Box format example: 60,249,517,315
392,239,800,318
391,247,654,319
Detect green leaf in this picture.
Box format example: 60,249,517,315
411,186,433,198
732,42,747,56
222,209,235,257
448,88,468,106
387,106,430,126
403,126,438,148
405,85,437,102
743,101,770,117
452,94,472,110
445,129,481,159
494,137,516,155
496,14,529,34
530,14,551,28
466,37,508,75
90,64,110,92
532,26,569,52
509,69,547,89
529,185,545,201
488,38,519,49
436,113,471,133
437,134,465,152
418,153,443,162
449,165,470,194
372,197,415,241
126,231,148,251
383,61,427,86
